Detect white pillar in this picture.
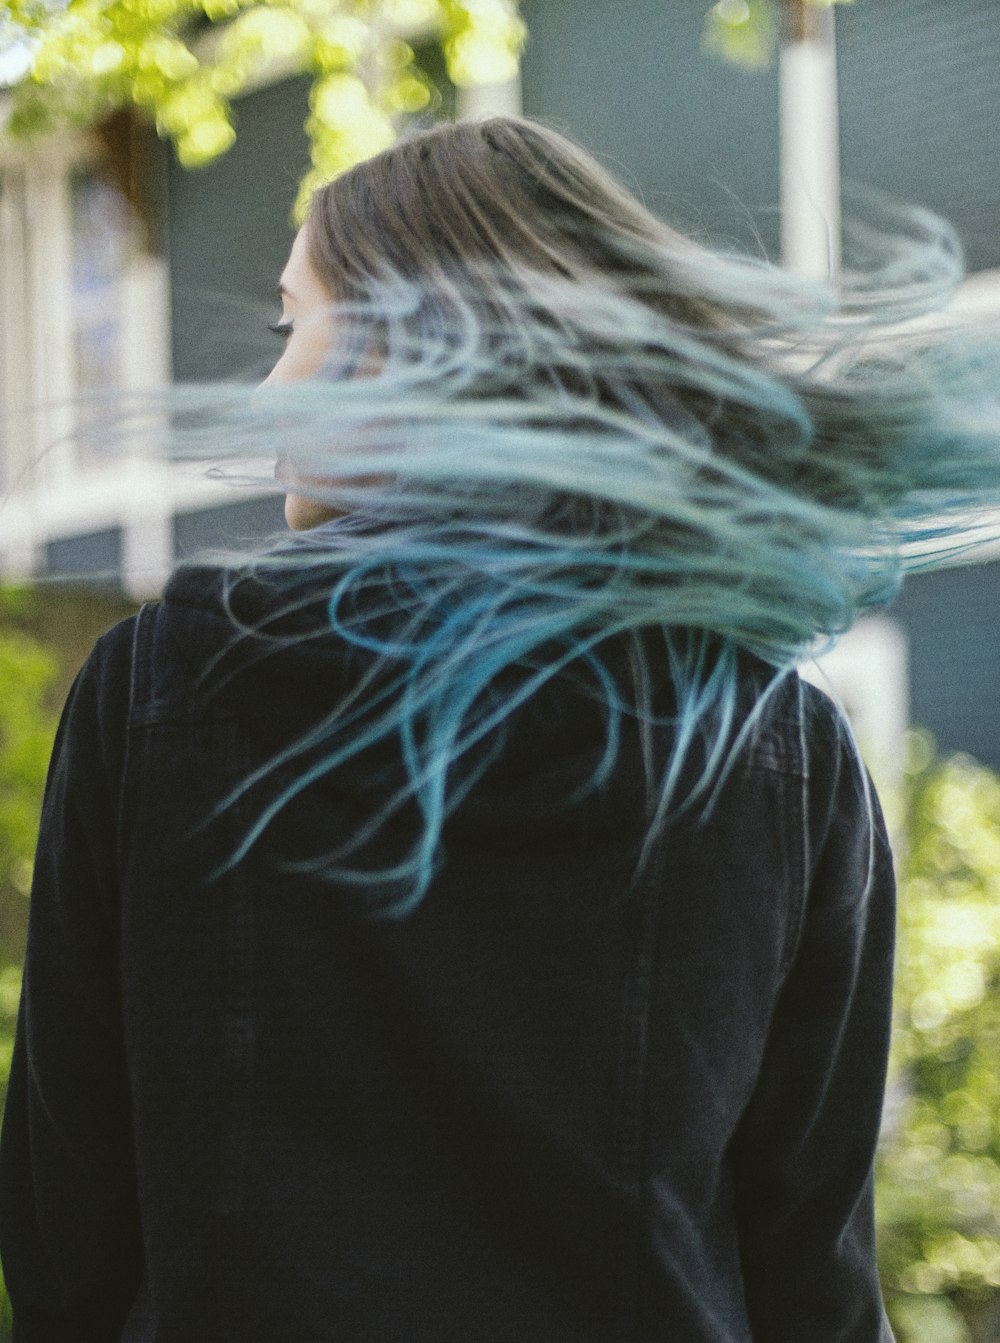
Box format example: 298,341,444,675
120,251,172,395
780,1,842,279
122,499,173,598
0,163,32,497
25,147,77,484
118,247,175,596
456,74,523,121
801,615,910,803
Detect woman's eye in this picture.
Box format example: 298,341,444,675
269,320,294,340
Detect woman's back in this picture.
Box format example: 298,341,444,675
1,557,893,1341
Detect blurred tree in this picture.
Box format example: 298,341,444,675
0,600,57,1116
0,597,58,969
0,585,131,1342
878,732,1000,1343
0,593,59,1338
702,0,855,69
0,0,868,227
0,583,133,1107
1,0,525,214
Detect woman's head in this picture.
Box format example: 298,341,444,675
299,116,763,395
227,115,1000,911
272,116,797,532
262,113,984,570
304,117,701,303
261,115,983,617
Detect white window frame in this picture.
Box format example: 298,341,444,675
0,40,521,597
0,115,186,592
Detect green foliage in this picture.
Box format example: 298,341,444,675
701,0,854,70
0,971,13,1335
0,605,57,1116
0,596,59,1343
2,0,525,216
0,957,19,1334
0,624,59,907
877,732,1000,1343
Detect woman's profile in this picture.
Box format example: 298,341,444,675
3,114,999,1341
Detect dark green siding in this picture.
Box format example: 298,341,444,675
173,497,287,562
164,76,312,382
520,0,782,260
42,528,123,589
888,562,1000,771
837,0,1000,273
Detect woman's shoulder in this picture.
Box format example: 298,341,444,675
73,611,141,726
60,567,243,733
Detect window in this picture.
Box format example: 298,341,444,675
0,128,172,590
70,168,130,457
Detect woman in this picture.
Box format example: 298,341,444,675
4,114,996,1342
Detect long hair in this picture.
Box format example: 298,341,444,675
183,116,1000,914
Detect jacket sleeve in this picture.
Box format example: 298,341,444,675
0,620,142,1342
731,688,897,1343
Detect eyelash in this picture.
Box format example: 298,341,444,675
269,320,293,340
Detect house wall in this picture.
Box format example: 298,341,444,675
837,0,1000,273
164,75,312,384
41,527,123,590
520,0,782,261
887,560,1000,773
522,0,1000,276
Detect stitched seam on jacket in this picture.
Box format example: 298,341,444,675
781,675,811,980
118,605,153,876
609,886,658,1343
216,728,258,1343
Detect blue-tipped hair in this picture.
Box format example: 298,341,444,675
164,116,1000,914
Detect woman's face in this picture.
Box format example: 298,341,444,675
265,224,340,531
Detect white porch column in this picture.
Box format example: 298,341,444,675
24,146,77,485
121,483,174,598
780,0,842,278
456,74,522,121
0,163,32,499
119,249,174,597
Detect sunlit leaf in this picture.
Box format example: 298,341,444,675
878,733,1000,1337
441,0,525,87
2,0,525,184
702,0,856,71
175,107,236,163
701,0,779,71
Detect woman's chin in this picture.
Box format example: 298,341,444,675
284,492,344,531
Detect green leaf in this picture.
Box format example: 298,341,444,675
4,0,525,187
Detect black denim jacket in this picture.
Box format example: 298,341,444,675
0,565,896,1342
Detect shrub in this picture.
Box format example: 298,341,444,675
878,733,1000,1343
0,594,62,1340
